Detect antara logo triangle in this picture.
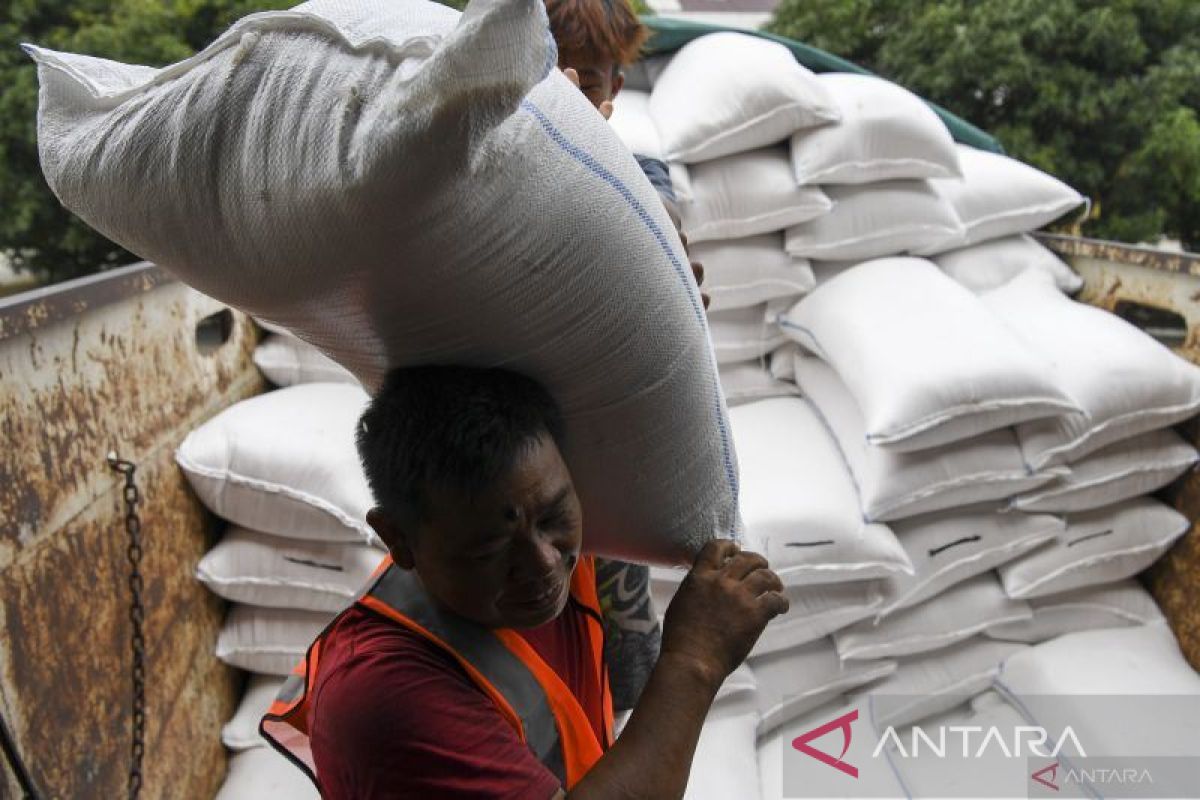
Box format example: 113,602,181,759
791,709,859,778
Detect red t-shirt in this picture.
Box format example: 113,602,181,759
308,599,605,799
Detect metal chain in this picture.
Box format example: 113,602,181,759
107,453,145,800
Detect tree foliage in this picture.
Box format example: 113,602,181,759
0,0,464,284
767,0,1200,249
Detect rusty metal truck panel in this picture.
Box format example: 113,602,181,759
0,263,265,798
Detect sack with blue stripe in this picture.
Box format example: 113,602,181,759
26,0,740,563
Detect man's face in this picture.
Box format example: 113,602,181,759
386,434,584,630
558,55,623,110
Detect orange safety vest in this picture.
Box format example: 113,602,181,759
261,554,614,792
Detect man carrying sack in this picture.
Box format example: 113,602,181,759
262,366,788,798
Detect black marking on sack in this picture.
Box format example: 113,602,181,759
785,540,835,548
928,535,982,557
1067,529,1114,548
283,556,344,572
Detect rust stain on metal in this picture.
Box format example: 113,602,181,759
0,263,170,341
0,451,242,798
0,271,264,798
0,282,261,563
1038,233,1200,278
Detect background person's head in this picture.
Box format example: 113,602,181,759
358,365,582,630
545,0,648,110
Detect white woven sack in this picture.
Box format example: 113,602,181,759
850,637,1028,728
834,573,1031,661
607,89,662,160
794,353,1064,521
176,384,374,543
783,181,963,261
718,361,800,407
253,333,358,387
877,509,1063,619
932,234,1082,294
216,746,320,800
985,579,1164,644
984,270,1200,469
678,148,831,243
997,621,1199,697
997,497,1190,599
707,304,788,365
919,145,1087,255
728,398,911,585
649,32,839,164
27,0,739,565
781,259,1079,453
197,526,384,612
216,605,333,676
683,696,762,800
754,580,885,656
222,674,285,751
890,695,1042,799
994,623,1200,778
1010,427,1198,513
692,233,815,311
789,73,961,185
748,638,896,736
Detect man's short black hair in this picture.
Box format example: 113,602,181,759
356,365,566,525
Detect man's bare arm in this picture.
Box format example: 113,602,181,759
563,540,788,800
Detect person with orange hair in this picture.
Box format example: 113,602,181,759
546,0,680,211
546,0,647,117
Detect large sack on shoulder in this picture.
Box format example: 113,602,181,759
789,73,961,185
27,0,739,564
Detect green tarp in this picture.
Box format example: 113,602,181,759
641,16,1004,155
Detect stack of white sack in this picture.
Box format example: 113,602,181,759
610,33,840,406
755,622,1200,800
613,41,1091,411
731,255,1194,768
625,35,1196,762
173,372,386,788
